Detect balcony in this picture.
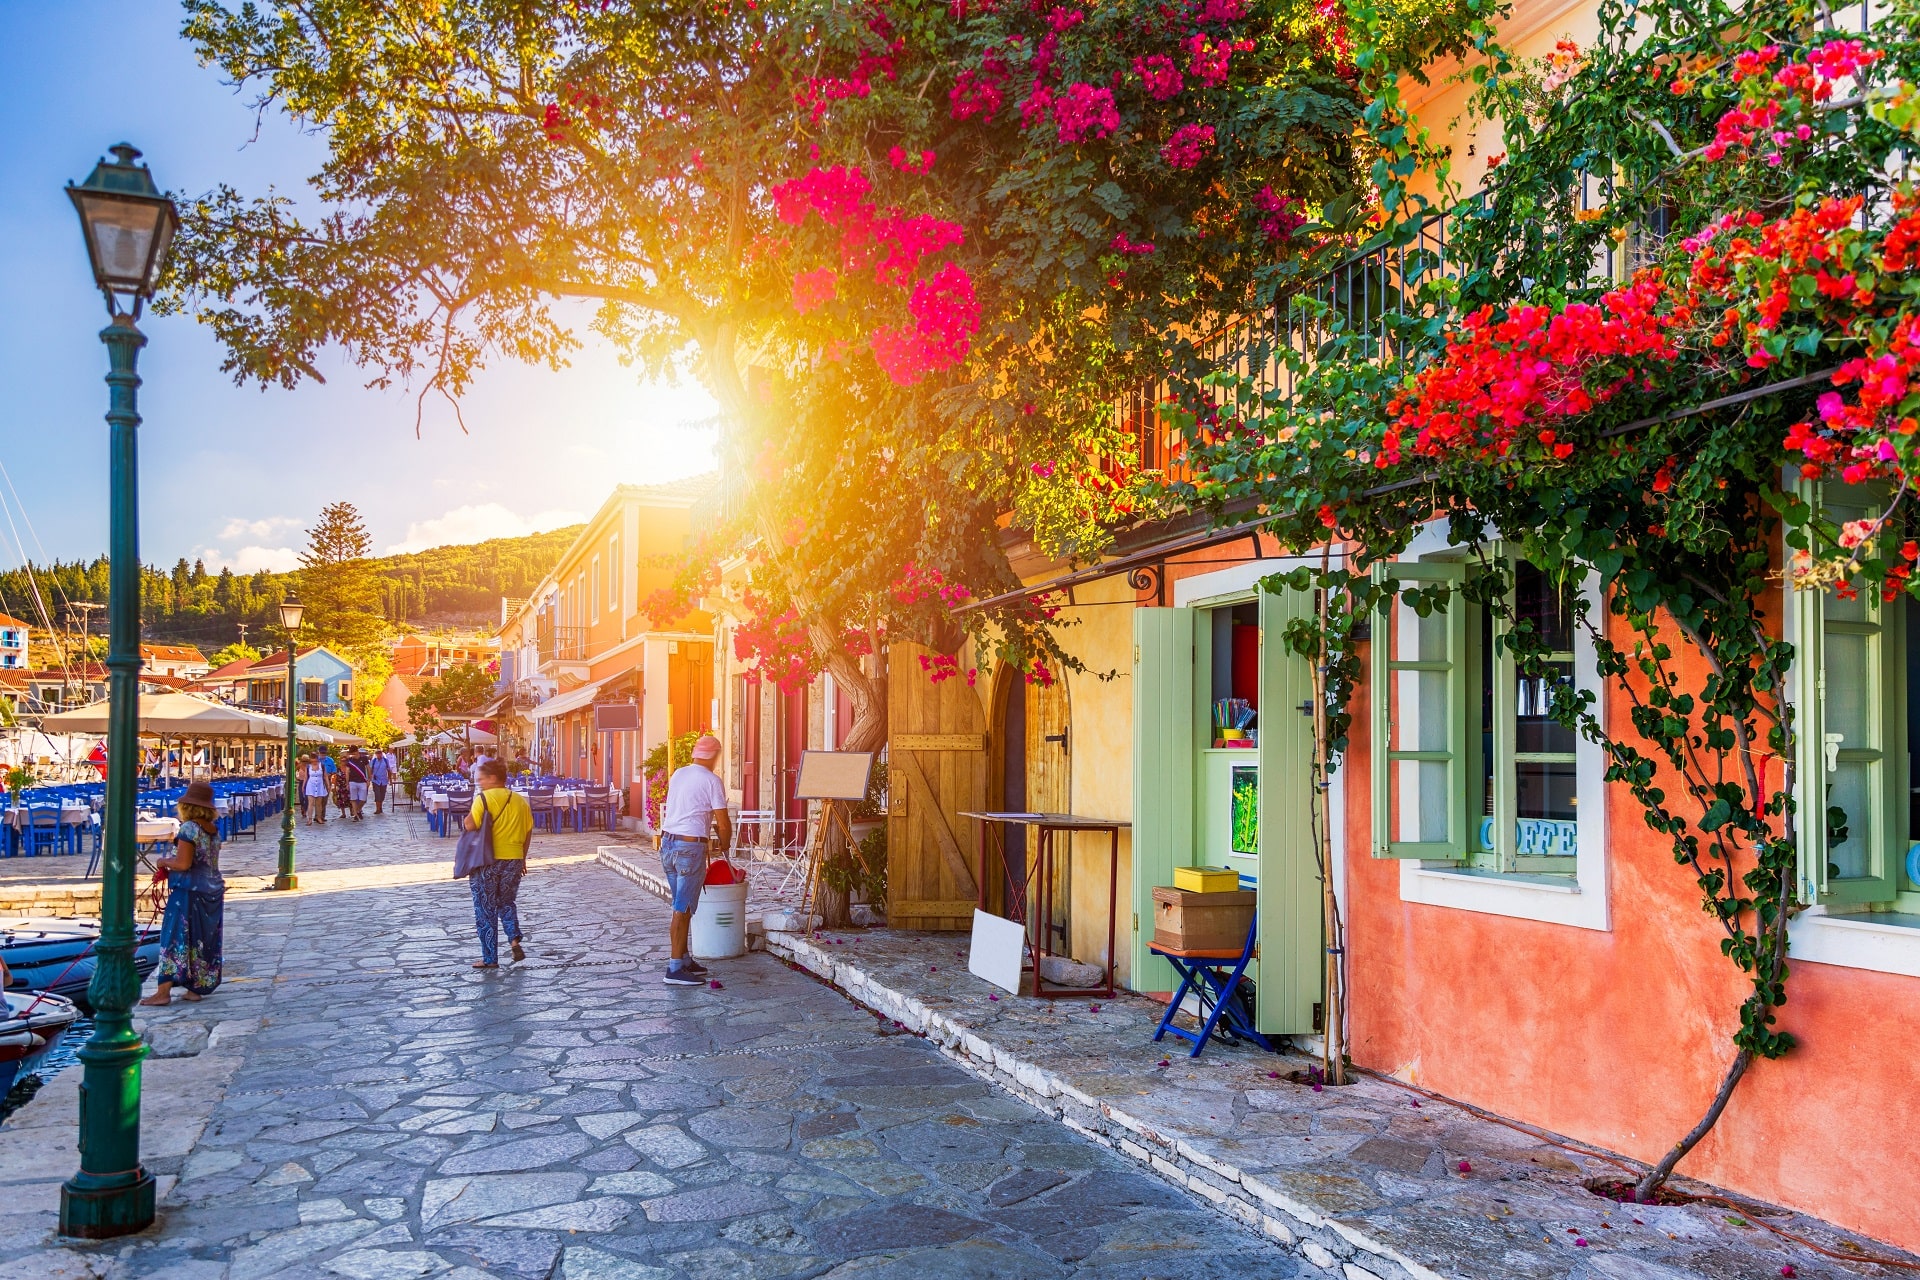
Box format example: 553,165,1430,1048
243,699,337,719
536,625,592,678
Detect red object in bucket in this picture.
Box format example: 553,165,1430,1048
704,859,739,885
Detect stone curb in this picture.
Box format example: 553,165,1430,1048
592,846,1432,1280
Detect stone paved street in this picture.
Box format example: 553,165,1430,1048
4,809,1312,1279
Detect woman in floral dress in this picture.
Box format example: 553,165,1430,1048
139,780,226,1005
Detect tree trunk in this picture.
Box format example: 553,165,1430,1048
701,334,891,928
1632,1048,1752,1201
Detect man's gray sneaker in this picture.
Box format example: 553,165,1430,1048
664,966,703,986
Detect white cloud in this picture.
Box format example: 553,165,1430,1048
384,504,586,555
198,545,300,574
217,516,301,542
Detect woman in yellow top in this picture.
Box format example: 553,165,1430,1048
463,759,534,968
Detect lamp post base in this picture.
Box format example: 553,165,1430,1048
273,873,299,891
59,1171,155,1239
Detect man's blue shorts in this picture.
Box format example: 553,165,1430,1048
659,835,709,913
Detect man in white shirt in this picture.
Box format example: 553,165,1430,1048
657,734,732,986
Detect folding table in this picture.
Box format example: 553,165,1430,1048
960,811,1125,999
1148,913,1272,1057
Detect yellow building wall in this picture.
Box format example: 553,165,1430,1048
1402,0,1606,207
1044,575,1140,991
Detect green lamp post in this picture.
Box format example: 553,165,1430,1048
60,143,177,1239
276,597,305,890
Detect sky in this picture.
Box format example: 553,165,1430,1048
0,2,719,578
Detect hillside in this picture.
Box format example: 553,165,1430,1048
0,525,585,649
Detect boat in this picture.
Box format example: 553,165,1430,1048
1,918,162,1012
0,989,80,1098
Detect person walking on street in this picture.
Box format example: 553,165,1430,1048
303,753,330,823
657,734,732,986
140,780,226,1005
464,758,533,969
345,749,370,820
370,749,392,814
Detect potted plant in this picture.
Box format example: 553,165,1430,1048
4,765,33,806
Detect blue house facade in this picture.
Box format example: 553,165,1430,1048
243,645,357,717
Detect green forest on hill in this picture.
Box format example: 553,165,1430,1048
0,525,582,649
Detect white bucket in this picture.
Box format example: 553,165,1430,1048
690,880,749,958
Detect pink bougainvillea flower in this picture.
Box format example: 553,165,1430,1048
1134,53,1183,99
1457,1159,1472,1173
1032,461,1056,478
1160,123,1215,170
1054,82,1119,142
791,267,837,314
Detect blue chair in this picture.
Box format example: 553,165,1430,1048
22,807,65,858
528,792,559,834
1148,914,1272,1059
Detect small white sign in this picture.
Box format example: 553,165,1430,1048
968,909,1025,996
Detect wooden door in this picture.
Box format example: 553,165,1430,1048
777,685,807,849
888,643,986,930
1024,676,1071,955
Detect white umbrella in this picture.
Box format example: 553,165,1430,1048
42,692,270,738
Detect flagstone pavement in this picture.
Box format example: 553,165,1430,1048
2,808,1321,1280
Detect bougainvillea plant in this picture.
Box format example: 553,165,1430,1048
1167,0,1920,1198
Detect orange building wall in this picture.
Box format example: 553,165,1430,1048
1147,544,1920,1252
1341,602,1920,1255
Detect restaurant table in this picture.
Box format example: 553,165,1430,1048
958,811,1127,1000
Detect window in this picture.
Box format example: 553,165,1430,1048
301,680,324,704
609,535,621,611
592,557,602,624
1372,534,1610,930
1793,484,1915,911
1374,555,1580,873
337,680,353,702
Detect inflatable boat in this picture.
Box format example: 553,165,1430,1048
1,918,161,1011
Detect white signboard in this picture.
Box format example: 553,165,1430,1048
968,909,1026,996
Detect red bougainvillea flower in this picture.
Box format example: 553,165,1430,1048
1380,276,1679,467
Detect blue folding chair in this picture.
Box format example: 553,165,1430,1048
1148,914,1273,1058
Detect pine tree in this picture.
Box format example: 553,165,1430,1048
297,502,387,655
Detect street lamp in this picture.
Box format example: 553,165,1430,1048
60,143,177,1239
276,597,305,891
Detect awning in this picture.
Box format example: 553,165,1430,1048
42,692,287,739
527,676,612,721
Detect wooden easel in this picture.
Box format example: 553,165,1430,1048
796,798,861,935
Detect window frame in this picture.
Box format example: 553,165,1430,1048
1791,480,1907,908
1379,522,1612,931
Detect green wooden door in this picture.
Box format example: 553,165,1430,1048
1132,607,1197,993
1256,584,1323,1035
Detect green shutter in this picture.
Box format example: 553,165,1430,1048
1256,584,1323,1035
1797,487,1904,905
1370,561,1470,858
1133,607,1196,992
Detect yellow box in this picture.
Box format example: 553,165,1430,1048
1173,865,1241,893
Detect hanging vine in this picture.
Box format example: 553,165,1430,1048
1161,0,1920,1197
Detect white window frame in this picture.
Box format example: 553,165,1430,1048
1389,521,1612,931
609,535,621,611
592,557,602,624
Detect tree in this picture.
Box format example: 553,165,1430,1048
406,662,499,743
168,0,1470,724
206,641,261,670
297,502,387,655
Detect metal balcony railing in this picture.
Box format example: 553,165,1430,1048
539,625,590,664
